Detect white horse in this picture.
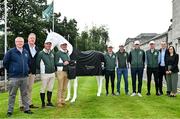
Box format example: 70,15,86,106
45,31,104,103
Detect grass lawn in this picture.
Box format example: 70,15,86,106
0,76,180,118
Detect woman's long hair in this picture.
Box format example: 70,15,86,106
167,45,176,56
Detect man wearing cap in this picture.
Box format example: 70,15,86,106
146,41,160,96
104,44,116,96
36,40,55,108
55,42,70,107
116,44,129,95
129,40,145,97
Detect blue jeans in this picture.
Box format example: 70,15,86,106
116,68,128,94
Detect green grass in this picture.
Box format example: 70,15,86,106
0,76,180,118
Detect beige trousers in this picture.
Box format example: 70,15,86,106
40,73,55,93
57,71,69,104
19,74,35,107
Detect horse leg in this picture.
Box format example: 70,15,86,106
96,76,101,96
71,77,78,103
65,80,71,101
99,76,104,96
96,76,104,96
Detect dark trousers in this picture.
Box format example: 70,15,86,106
131,68,144,93
105,70,115,94
158,66,166,94
147,67,159,94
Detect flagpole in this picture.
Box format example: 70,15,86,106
4,0,7,91
52,0,54,32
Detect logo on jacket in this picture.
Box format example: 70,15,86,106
25,53,28,57
154,52,158,55
51,54,54,58
112,55,116,59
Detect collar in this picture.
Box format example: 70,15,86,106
43,48,51,54
60,48,68,54
28,43,36,49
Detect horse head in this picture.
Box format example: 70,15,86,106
45,31,73,55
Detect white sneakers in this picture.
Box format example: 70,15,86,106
137,93,142,97
131,93,136,96
131,93,142,97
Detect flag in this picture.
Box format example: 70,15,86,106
42,1,53,21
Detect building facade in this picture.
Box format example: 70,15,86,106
124,33,158,53
172,0,180,54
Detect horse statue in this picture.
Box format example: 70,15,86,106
45,31,105,103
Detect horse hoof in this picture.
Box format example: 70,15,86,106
70,99,76,103
97,93,101,96
65,98,70,101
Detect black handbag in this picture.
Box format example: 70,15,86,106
67,60,76,79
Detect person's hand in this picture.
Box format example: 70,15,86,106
63,61,69,65
169,71,172,74
166,71,169,74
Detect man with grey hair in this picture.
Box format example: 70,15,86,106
3,37,33,117
19,33,39,110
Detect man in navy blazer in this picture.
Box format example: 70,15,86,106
19,33,39,110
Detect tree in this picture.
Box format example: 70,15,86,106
77,25,109,52
0,0,79,50
54,17,79,47
0,0,49,49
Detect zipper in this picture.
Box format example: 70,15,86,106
136,50,138,67
21,52,24,76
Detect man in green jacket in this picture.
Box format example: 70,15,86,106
36,40,56,108
146,41,160,96
55,42,70,107
104,44,116,96
116,44,129,95
129,40,145,97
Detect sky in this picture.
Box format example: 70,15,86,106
49,0,172,51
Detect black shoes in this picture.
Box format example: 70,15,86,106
156,93,160,96
29,104,39,108
42,103,45,108
159,91,163,95
112,93,115,96
146,92,151,96
47,102,54,107
20,106,24,111
7,112,12,117
24,110,33,114
7,110,33,117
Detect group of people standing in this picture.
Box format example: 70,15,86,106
3,33,70,117
104,40,179,97
2,33,179,117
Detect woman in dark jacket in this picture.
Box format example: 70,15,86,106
165,46,179,97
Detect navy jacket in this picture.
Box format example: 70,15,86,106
24,43,39,74
3,47,30,78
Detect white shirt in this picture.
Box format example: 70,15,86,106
29,44,37,57
17,47,23,53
